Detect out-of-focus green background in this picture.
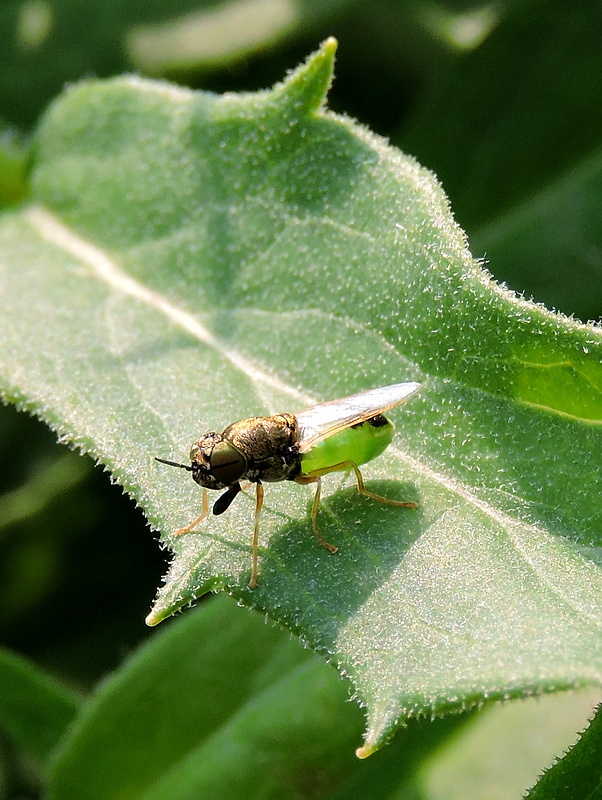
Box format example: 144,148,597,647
1,1,601,793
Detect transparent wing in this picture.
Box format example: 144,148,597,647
296,382,421,453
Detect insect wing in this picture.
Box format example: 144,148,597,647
296,382,421,453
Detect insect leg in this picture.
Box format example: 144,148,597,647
303,460,418,508
310,477,339,554
249,481,264,589
174,488,210,535
339,461,418,508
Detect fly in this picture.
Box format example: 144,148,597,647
156,382,421,587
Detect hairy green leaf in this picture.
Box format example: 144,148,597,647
0,39,600,754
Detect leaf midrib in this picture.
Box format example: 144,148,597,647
25,204,310,405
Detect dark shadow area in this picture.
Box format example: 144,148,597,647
242,477,422,649
0,405,166,689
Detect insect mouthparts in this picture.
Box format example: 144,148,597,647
155,457,193,471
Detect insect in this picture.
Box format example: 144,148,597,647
156,382,421,587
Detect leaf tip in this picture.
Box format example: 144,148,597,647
355,742,378,759
145,608,165,627
320,35,338,62
277,36,338,115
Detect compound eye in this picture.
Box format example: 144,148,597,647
209,440,247,485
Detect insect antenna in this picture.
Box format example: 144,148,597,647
155,457,193,471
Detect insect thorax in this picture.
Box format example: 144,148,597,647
221,413,300,483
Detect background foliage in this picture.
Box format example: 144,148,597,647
0,1,601,798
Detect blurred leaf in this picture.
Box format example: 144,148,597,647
0,452,88,533
401,0,602,320
0,39,600,757
328,713,473,800
49,595,473,800
0,403,163,687
416,689,601,800
0,0,358,128
403,0,602,227
0,121,28,206
470,151,602,322
49,595,363,800
0,450,92,624
0,647,80,771
126,0,358,75
525,700,602,800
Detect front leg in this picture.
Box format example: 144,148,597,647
174,488,209,535
249,481,264,589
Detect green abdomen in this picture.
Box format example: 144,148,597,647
300,415,394,477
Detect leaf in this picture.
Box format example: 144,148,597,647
0,0,356,128
402,0,602,229
415,689,601,800
48,595,474,800
0,39,601,756
525,701,602,800
0,646,81,771
0,120,27,206
48,595,364,800
126,0,357,74
0,451,89,531
401,0,602,320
